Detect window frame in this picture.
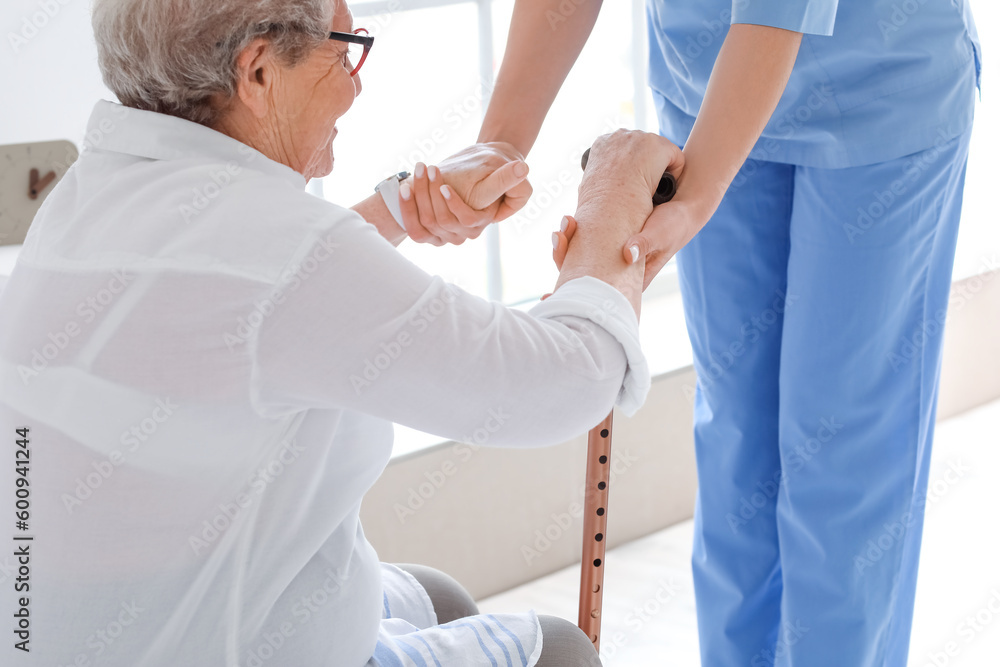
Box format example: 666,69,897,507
342,0,665,305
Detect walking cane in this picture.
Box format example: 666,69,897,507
577,148,676,651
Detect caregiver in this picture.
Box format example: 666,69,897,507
461,0,981,664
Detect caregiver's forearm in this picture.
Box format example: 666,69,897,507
674,24,802,226
478,0,603,156
351,193,407,247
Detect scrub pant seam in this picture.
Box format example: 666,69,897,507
773,164,798,664
874,169,949,667
775,165,796,652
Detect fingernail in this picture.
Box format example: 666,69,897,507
560,216,569,232
415,163,425,179
514,161,528,178
629,245,639,263
428,166,437,182
400,182,411,200
551,232,559,250
440,185,451,200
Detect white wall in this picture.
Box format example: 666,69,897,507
1,0,115,146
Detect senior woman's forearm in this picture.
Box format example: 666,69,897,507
478,0,603,156
351,193,408,247
552,199,646,318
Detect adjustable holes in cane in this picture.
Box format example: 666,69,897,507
590,426,612,635
595,429,609,555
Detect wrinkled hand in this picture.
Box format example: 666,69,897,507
547,199,702,293
577,129,691,291
397,142,533,246
542,130,685,295
576,130,684,231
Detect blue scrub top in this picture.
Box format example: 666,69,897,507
647,0,982,168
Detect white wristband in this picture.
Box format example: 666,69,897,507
375,172,409,232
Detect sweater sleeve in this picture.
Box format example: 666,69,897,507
250,208,650,447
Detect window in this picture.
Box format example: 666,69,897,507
320,0,667,307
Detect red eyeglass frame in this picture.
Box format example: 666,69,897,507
328,27,373,77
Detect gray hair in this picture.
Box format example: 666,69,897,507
92,0,339,127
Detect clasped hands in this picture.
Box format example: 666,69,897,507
396,142,531,246
401,130,690,291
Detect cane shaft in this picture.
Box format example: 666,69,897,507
575,143,654,652
578,411,614,650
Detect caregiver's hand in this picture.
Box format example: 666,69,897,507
397,142,532,246
618,197,704,291
551,197,701,292
540,214,578,300
548,129,684,315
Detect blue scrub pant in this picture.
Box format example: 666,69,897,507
676,128,972,666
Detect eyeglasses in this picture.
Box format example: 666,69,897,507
328,28,373,77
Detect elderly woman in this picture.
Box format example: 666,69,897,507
0,0,682,665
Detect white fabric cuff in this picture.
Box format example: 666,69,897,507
528,276,651,417
376,176,407,232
